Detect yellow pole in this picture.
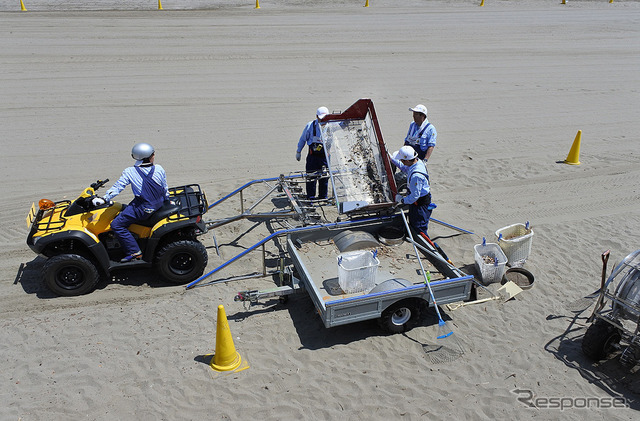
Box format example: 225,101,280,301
255,0,260,9
158,0,163,10
561,0,566,4
609,0,613,3
480,0,484,6
364,0,369,7
20,0,27,11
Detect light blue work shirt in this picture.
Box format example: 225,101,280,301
104,164,169,201
404,119,437,159
390,157,430,205
296,119,323,153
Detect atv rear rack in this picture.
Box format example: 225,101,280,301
167,184,208,220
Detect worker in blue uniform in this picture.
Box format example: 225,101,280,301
404,104,437,163
94,142,169,262
390,146,433,235
296,106,329,200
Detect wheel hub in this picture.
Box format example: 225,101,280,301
170,252,194,275
391,308,411,326
57,267,83,288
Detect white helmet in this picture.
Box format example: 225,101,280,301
394,146,418,161
131,143,155,160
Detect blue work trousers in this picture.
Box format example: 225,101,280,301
110,203,153,255
408,195,433,236
305,153,328,199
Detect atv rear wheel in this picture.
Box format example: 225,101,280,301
43,254,100,296
155,240,208,285
582,318,621,361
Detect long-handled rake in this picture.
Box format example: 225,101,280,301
399,209,463,363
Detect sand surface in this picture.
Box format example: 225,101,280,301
1,1,640,419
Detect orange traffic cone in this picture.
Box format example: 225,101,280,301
564,130,582,165
210,305,242,372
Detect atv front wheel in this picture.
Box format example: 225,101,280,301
43,254,100,296
582,318,621,361
155,240,208,285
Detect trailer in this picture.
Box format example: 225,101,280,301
286,216,473,332
190,99,475,333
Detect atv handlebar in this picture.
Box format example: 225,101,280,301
90,179,110,191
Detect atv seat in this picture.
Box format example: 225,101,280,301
136,201,181,227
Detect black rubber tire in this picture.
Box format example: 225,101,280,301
582,318,621,361
42,254,100,296
155,240,208,285
378,299,422,334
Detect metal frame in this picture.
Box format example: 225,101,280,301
204,172,334,230
586,249,640,367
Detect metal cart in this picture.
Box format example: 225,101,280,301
583,249,640,367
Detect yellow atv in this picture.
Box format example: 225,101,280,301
26,179,209,296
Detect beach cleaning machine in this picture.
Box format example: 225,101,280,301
189,99,475,333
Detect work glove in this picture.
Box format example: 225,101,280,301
394,194,404,204
295,151,302,161
91,197,106,207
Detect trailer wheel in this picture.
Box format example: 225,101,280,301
155,240,208,285
379,299,421,334
582,318,621,361
43,254,100,296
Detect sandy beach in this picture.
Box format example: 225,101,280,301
1,0,640,419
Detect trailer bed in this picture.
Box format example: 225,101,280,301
286,216,473,328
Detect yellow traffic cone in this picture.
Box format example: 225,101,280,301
255,0,260,9
561,0,566,4
364,0,369,7
20,0,27,11
564,130,582,165
480,0,484,6
210,305,242,372
158,0,163,10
